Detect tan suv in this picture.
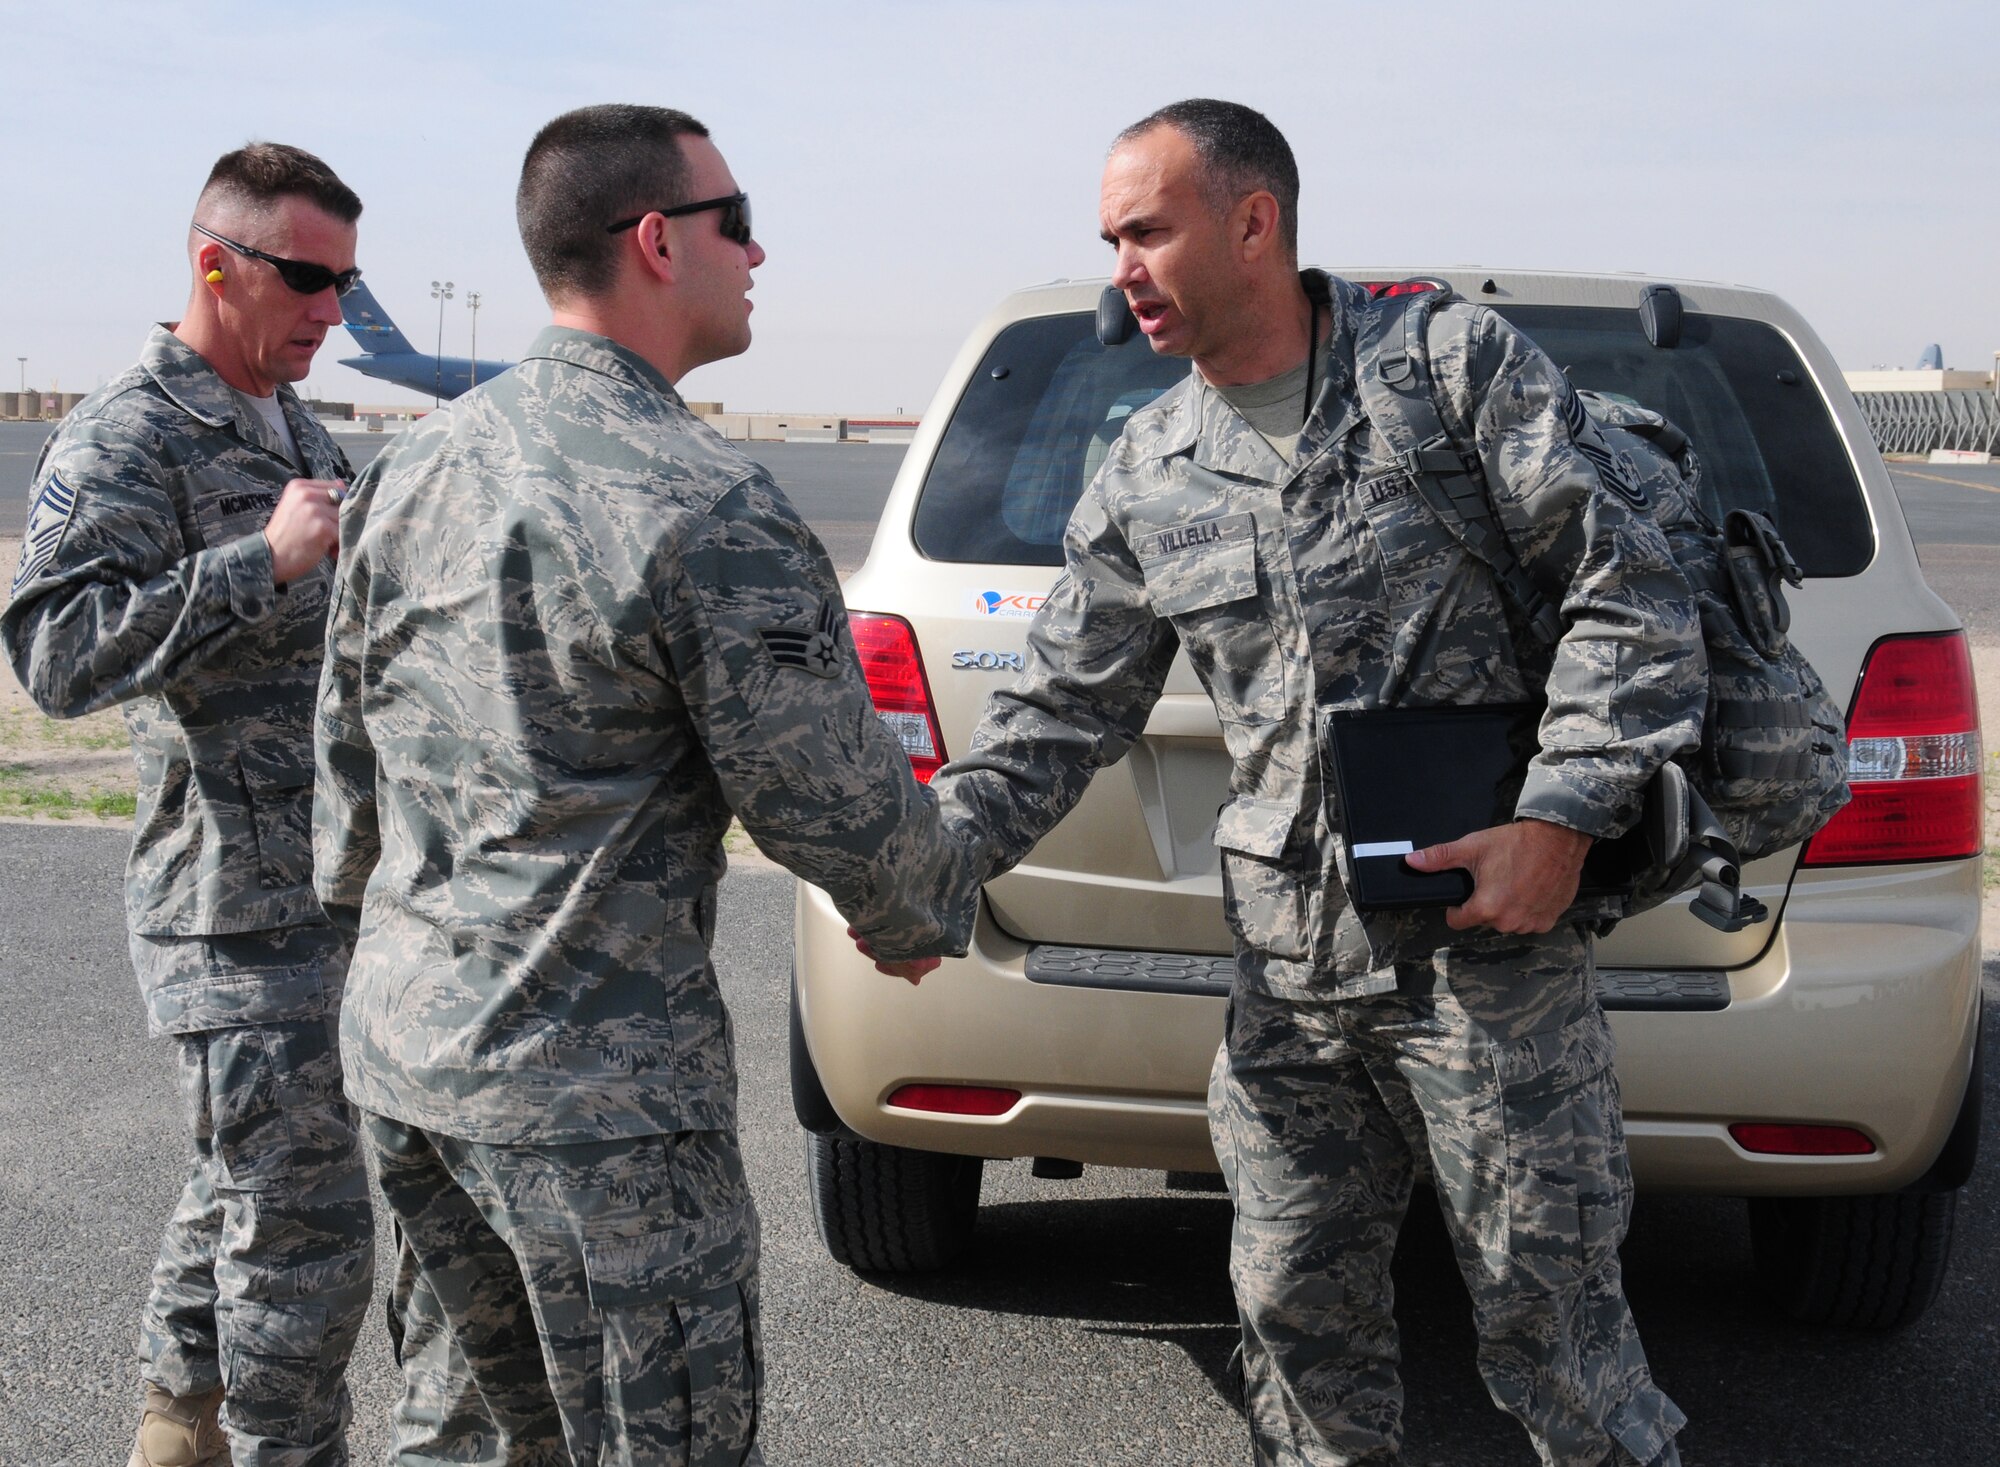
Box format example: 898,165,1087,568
790,269,1985,1329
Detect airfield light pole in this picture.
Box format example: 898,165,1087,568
466,292,482,390
429,280,454,405
16,357,24,394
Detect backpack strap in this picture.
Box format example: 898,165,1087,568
1355,291,1564,648
1585,392,1692,463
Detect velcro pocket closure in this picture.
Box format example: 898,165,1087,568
1491,1010,1616,1100
1213,795,1293,860
1137,512,1259,616
584,1202,760,1312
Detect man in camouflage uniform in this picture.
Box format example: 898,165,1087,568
314,104,970,1465
923,101,1702,1465
2,145,373,1467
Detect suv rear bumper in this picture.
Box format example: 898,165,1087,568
793,857,1982,1193
796,884,1224,1172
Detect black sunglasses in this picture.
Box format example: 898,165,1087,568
605,192,752,246
192,222,363,297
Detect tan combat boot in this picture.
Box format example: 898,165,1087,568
128,1382,227,1467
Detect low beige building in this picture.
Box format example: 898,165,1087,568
1843,368,1994,394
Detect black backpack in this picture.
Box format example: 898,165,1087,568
1353,288,1851,931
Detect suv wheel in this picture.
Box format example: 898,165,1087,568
805,1131,983,1273
1747,1188,1957,1329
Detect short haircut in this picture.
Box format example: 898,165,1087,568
195,142,362,225
517,104,711,299
1115,99,1299,258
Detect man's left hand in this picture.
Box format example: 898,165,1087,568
1405,819,1594,935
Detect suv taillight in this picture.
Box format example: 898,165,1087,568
1801,631,1984,866
850,611,947,783
1356,278,1447,299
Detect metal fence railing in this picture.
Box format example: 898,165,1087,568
1852,389,2000,456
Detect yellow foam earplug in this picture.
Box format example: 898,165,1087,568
205,269,225,284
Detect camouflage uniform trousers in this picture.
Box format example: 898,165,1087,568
365,1114,765,1467
133,925,374,1467
1211,925,1685,1467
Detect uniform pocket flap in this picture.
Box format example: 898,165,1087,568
584,1202,760,1311
1137,513,1258,616
1492,1010,1616,1098
226,1298,327,1360
237,743,314,795
1213,796,1293,859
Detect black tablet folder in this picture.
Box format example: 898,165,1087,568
1325,704,1655,912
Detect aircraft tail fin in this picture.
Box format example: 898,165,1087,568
341,280,419,357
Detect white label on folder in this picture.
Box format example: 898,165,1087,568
1353,840,1415,859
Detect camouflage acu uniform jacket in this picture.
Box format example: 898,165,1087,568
315,327,972,1146
932,274,1705,1000
3,328,347,1023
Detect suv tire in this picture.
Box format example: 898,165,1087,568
805,1131,983,1273
1747,1188,1957,1329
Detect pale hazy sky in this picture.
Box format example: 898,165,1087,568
4,0,1995,413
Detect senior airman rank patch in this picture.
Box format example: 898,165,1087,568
759,598,844,678
14,472,78,592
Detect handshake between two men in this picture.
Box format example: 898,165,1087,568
842,801,1599,985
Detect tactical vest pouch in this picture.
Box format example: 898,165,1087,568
1679,509,1850,861
1723,509,1798,655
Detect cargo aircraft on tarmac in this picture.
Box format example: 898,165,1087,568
338,281,513,401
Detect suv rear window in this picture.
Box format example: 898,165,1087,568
913,301,1873,575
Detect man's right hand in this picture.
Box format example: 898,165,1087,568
848,925,941,985
1406,817,1594,935
263,478,346,584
